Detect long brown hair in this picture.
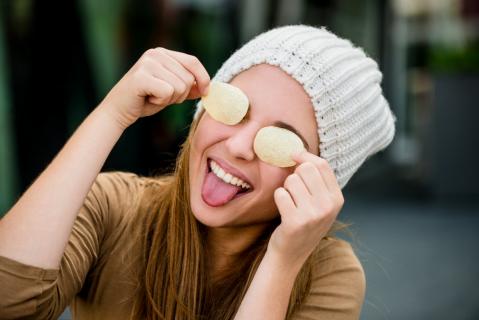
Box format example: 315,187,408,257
128,110,348,319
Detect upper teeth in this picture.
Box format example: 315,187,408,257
210,160,251,189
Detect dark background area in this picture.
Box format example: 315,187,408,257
1,0,478,319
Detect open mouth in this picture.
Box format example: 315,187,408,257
201,158,254,207
206,158,253,197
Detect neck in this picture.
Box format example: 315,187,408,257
206,223,270,279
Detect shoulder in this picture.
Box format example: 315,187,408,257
312,237,364,277
87,171,151,230
294,238,366,320
94,171,146,195
91,171,174,228
91,170,153,207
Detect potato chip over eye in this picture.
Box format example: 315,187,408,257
200,81,249,125
254,126,306,167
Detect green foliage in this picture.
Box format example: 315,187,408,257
429,42,479,73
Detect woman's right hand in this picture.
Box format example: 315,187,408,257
99,47,210,129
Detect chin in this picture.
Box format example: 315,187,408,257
189,191,220,226
190,198,236,228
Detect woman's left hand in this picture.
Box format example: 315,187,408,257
268,150,345,269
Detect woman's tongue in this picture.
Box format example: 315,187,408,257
202,171,242,207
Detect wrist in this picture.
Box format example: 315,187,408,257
263,247,305,279
96,102,135,131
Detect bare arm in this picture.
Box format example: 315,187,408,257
0,106,124,269
0,48,209,270
234,250,302,320
235,241,366,320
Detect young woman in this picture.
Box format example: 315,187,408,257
0,25,395,320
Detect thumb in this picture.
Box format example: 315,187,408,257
187,83,206,100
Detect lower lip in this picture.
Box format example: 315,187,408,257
204,158,253,200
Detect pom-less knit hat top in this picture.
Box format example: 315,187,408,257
194,25,396,189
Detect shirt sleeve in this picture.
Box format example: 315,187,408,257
0,171,143,320
290,238,366,320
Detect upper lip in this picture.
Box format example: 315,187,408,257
208,156,254,188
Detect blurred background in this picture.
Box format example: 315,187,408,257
0,0,478,319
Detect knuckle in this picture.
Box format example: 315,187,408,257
132,69,146,83
144,48,156,58
179,81,187,93
165,83,175,96
144,48,165,63
322,201,335,214
154,47,166,54
140,56,154,68
186,73,195,86
186,55,200,67
310,214,323,225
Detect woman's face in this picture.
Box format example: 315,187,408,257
189,64,319,229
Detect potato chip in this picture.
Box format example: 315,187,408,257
253,126,305,167
200,81,249,125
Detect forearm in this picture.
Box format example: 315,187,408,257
0,104,125,269
234,250,304,320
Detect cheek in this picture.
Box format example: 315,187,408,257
249,165,291,220
260,164,291,192
192,115,231,152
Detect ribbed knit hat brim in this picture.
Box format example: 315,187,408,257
195,25,396,189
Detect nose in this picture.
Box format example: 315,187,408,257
224,122,258,162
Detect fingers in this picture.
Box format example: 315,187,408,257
141,48,210,103
186,85,202,100
294,161,328,197
161,48,210,96
146,49,197,103
141,74,175,106
269,153,344,265
291,151,345,211
141,55,191,105
292,151,341,193
283,173,311,208
274,187,296,221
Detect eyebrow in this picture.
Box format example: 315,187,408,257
272,121,310,151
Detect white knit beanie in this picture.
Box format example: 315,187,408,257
194,25,396,189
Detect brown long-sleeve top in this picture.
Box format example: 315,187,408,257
0,172,366,320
